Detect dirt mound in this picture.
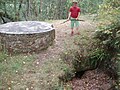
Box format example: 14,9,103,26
72,69,114,90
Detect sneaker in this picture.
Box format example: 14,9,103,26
71,31,74,36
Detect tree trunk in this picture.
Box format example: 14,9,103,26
26,0,30,16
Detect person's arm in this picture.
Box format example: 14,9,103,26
68,12,71,20
76,12,80,20
68,7,72,20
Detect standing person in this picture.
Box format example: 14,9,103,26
68,0,81,36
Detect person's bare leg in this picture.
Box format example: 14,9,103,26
75,21,80,35
76,27,80,35
76,27,78,31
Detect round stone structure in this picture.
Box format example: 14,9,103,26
0,21,55,54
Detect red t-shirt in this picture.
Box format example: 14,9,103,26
69,6,81,18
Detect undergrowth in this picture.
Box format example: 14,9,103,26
0,54,36,89
59,21,120,90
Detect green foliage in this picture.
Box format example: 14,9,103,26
0,52,8,62
97,0,120,23
89,48,111,68
95,0,120,89
0,0,103,22
95,21,120,52
79,0,103,14
60,45,98,78
0,0,69,21
60,46,112,74
59,66,75,82
0,54,36,74
95,0,120,58
0,54,36,89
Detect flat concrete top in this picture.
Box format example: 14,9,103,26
0,21,54,34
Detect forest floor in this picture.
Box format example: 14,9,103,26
0,15,114,90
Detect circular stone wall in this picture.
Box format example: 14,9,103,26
0,21,55,54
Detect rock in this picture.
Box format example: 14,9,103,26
0,21,55,54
